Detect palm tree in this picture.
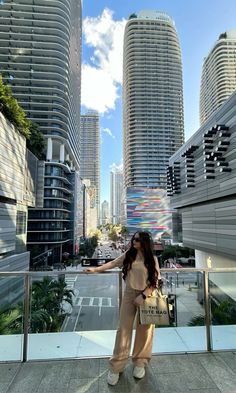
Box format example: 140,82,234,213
0,302,51,335
31,276,74,332
0,277,74,334
52,277,74,314
0,306,22,334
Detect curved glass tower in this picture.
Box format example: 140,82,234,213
123,10,184,189
200,30,236,125
0,0,81,166
0,0,82,262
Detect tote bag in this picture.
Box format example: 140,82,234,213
138,290,170,326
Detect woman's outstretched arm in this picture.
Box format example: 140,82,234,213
85,253,125,273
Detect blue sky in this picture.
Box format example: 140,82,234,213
81,0,236,204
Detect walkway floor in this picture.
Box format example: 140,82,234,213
1,351,236,393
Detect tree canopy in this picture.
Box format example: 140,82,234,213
0,74,45,159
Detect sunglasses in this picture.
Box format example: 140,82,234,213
133,237,141,242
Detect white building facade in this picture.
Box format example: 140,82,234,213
123,10,184,189
80,111,100,226
200,30,236,125
110,164,123,225
82,179,98,237
101,200,110,225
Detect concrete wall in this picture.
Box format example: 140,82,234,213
195,249,236,269
0,113,26,202
169,92,236,263
0,112,38,207
181,198,236,260
0,201,16,254
0,112,38,262
196,249,236,303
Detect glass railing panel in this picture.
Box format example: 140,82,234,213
0,274,24,361
209,272,236,350
153,270,207,353
27,270,120,360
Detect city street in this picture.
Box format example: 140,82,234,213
62,271,120,332
92,241,122,259
61,249,202,332
61,240,203,332
62,241,122,332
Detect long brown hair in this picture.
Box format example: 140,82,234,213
122,231,158,287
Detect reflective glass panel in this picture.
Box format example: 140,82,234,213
0,275,24,361
209,272,236,350
28,270,120,360
153,270,207,353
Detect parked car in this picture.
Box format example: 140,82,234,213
176,257,195,266
188,257,195,266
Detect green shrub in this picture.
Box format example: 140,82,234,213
0,74,45,159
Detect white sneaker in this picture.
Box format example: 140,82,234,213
107,370,119,385
133,366,145,379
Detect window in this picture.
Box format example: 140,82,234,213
16,211,27,235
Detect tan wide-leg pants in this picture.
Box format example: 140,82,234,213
109,285,154,373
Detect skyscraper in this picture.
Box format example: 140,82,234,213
80,111,100,225
200,30,236,125
0,0,82,262
101,200,110,225
123,10,184,189
110,164,123,225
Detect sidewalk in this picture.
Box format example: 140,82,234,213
1,352,236,393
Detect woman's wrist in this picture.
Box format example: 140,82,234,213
143,287,153,297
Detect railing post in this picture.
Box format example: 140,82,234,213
203,270,212,352
118,271,122,310
23,274,30,362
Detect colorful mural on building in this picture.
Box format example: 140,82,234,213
126,188,172,239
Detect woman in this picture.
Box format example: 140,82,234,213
86,231,161,386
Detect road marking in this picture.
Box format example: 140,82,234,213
62,314,69,331
73,305,82,331
77,297,83,306
65,275,78,290
98,297,103,316
75,296,114,309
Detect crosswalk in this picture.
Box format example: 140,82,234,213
65,275,78,290
75,296,114,308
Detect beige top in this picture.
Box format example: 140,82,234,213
110,252,160,290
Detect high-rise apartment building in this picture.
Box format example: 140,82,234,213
200,30,236,125
0,0,82,262
82,179,98,236
101,200,109,225
80,111,100,225
123,10,184,189
110,164,123,225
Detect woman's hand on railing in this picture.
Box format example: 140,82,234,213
85,267,97,273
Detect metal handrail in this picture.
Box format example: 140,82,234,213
1,266,236,276
1,267,236,362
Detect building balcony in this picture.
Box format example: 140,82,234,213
0,267,236,391
0,267,236,360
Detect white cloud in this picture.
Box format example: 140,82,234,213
81,8,126,114
82,65,118,113
110,162,123,171
102,127,116,139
